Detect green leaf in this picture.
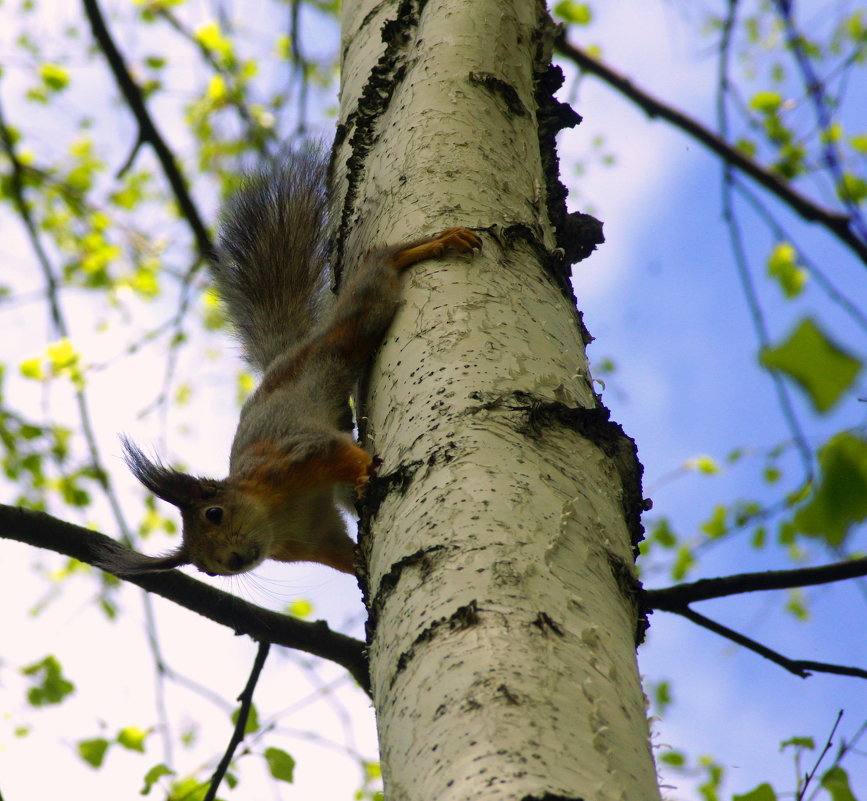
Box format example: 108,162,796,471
850,134,867,154
821,767,858,801
735,138,757,158
78,737,110,768
793,433,867,546
651,518,677,548
733,783,777,801
687,455,720,474
653,680,673,714
785,588,809,620
767,242,807,298
837,173,867,204
288,599,314,618
672,544,695,580
39,63,70,92
141,763,175,795
821,122,843,145
750,91,783,113
231,702,259,735
363,761,382,781
751,526,766,548
701,505,727,539
846,11,865,40
553,1,592,24
264,747,296,783
759,318,861,413
117,726,149,752
20,356,44,380
21,655,75,706
780,736,815,750
167,776,209,801
764,466,781,484
660,750,686,767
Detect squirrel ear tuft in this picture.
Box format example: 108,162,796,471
121,436,215,508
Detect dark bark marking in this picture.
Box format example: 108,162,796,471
497,683,522,705
531,611,566,637
492,223,595,346
334,0,430,278
520,795,586,801
468,71,528,116
364,545,448,642
468,390,652,642
390,600,480,687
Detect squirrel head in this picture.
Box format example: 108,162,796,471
116,438,273,576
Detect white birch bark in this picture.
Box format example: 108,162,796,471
336,2,661,799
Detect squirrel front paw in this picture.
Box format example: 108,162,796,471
389,227,482,271
433,227,483,255
329,440,375,492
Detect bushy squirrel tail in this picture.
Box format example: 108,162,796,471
213,147,330,373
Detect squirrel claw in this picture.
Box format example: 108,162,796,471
435,227,483,254
354,454,382,499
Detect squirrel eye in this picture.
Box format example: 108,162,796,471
204,506,224,525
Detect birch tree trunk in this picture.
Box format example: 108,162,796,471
334,2,661,799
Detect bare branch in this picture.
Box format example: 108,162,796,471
81,0,215,262
0,504,370,693
554,36,867,265
646,557,867,609
671,606,867,680
204,640,271,801
799,710,843,801
773,0,867,243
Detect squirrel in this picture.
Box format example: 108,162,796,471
101,148,481,578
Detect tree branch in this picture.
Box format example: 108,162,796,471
554,36,867,265
672,606,867,680
204,640,271,801
646,557,867,610
81,0,215,262
0,505,370,694
798,709,843,801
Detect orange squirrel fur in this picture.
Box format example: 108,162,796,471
103,151,481,577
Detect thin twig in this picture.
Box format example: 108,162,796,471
672,606,867,680
798,710,843,801
553,35,867,265
733,175,867,334
154,6,275,150
204,640,271,801
819,716,867,801
0,95,181,761
81,0,214,262
143,591,174,766
773,0,867,244
722,164,815,479
715,0,816,484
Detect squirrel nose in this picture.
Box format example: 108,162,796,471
224,546,260,573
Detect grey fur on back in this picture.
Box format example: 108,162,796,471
213,149,330,373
